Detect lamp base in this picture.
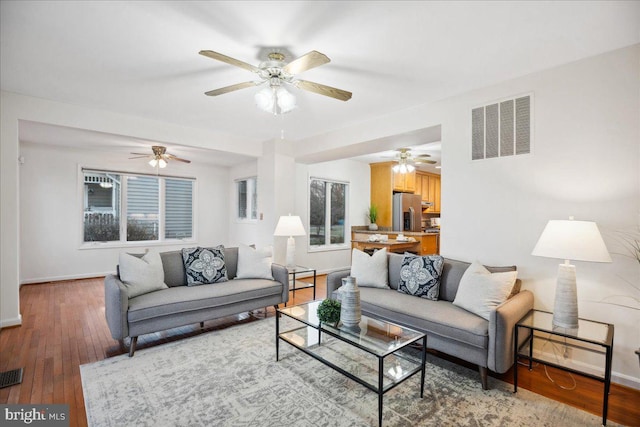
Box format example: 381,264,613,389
285,236,296,269
552,263,579,329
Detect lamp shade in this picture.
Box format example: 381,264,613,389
532,219,611,263
274,215,306,237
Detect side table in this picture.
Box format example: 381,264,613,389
514,309,614,426
285,265,316,305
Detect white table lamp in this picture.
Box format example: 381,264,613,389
274,214,306,268
532,217,611,329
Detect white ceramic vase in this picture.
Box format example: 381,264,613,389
340,276,361,328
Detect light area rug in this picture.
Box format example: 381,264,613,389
81,316,616,426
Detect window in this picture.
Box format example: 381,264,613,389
236,177,257,220
309,178,348,248
83,170,194,244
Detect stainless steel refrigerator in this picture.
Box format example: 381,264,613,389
392,193,422,232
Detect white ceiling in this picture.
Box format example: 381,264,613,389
2,1,639,164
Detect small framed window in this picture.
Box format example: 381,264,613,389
309,177,349,249
236,177,257,221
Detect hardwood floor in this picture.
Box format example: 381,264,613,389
1,275,639,426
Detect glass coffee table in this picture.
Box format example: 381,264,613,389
276,300,427,427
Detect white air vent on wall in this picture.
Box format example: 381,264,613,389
472,94,531,160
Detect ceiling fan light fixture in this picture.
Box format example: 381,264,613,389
149,158,158,168
255,86,275,112
276,86,296,113
255,85,296,115
158,158,168,168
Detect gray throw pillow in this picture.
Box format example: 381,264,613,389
119,251,168,298
182,246,228,286
397,254,444,300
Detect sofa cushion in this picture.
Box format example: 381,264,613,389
359,287,489,349
236,244,274,280
387,253,405,290
452,261,518,320
160,251,187,287
397,254,444,300
182,246,228,285
351,248,389,288
127,278,282,323
118,251,168,298
439,259,518,302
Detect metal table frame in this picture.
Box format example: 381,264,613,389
514,309,614,426
285,265,316,305
276,301,426,427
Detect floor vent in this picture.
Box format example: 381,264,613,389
0,368,24,389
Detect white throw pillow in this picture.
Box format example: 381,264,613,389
235,244,274,280
452,261,517,320
119,251,168,298
350,248,389,288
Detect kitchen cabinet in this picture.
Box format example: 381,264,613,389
393,169,415,193
415,172,441,213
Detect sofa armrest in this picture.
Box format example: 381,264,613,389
488,290,534,373
271,264,289,304
104,274,130,340
326,269,351,298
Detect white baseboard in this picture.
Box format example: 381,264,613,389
20,271,115,286
0,314,22,328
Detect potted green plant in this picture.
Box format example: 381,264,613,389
367,205,378,231
317,299,341,327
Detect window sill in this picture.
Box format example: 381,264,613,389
308,244,350,253
79,239,197,250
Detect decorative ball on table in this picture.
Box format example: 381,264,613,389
317,299,341,327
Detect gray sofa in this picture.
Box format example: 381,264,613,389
105,247,289,356
327,253,533,389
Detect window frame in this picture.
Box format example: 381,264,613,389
235,176,258,223
79,167,196,249
307,176,350,253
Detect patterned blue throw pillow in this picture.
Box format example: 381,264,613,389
182,246,228,286
397,254,444,300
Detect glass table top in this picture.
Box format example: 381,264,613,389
518,310,613,346
278,300,424,357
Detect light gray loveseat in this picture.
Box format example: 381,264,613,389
327,253,533,389
105,247,289,356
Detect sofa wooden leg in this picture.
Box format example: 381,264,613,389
479,366,488,390
129,336,138,357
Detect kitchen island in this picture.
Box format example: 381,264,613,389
351,228,439,255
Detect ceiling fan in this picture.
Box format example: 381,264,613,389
392,148,437,173
199,49,352,114
129,146,191,169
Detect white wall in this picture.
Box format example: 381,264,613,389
292,159,371,275
1,91,259,327
19,141,230,283
293,45,640,388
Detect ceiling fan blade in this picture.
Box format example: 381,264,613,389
129,155,150,159
165,154,191,164
199,50,260,73
205,81,258,97
295,80,352,101
130,152,151,156
283,50,330,75
414,160,437,165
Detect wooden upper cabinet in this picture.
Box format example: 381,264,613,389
392,169,415,193
416,172,441,213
